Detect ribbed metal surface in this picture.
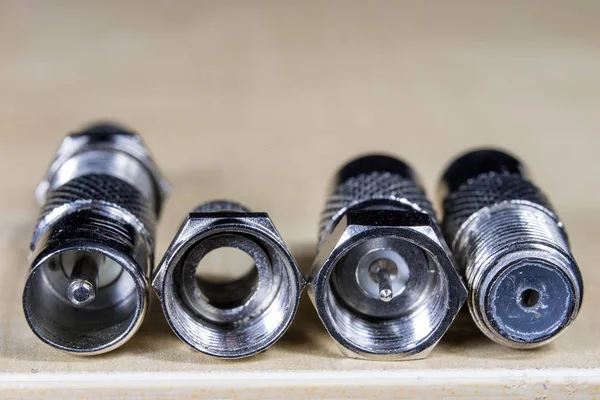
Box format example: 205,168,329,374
456,205,568,286
192,200,251,214
440,154,582,348
24,126,167,355
39,174,156,237
310,160,466,360
442,172,552,244
319,171,435,245
454,203,580,348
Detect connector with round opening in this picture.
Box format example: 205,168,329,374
519,288,540,308
475,249,580,347
152,203,305,358
194,246,258,309
440,149,584,348
309,209,466,360
23,123,166,355
23,247,147,354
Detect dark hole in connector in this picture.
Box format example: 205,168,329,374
519,288,540,308
195,247,258,309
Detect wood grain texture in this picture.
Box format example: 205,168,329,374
0,1,599,397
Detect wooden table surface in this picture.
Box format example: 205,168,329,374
0,1,599,398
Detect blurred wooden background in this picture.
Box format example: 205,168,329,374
0,1,599,398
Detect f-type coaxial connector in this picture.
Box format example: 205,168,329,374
439,149,583,348
153,200,304,358
22,123,169,354
308,155,466,360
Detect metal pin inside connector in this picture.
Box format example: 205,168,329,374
371,259,396,302
22,122,169,354
308,155,466,360
67,256,99,306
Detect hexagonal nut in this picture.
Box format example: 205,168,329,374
152,208,305,358
307,209,467,361
35,122,170,214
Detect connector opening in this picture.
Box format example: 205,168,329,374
23,249,145,353
484,256,578,345
194,247,258,309
519,288,540,308
162,230,301,357
323,235,450,355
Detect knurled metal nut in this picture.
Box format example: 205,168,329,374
35,122,170,211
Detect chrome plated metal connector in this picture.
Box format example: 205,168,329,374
439,149,583,348
153,200,304,358
22,122,169,354
308,155,466,360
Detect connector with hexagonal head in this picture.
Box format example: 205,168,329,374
153,200,305,358
308,155,466,360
